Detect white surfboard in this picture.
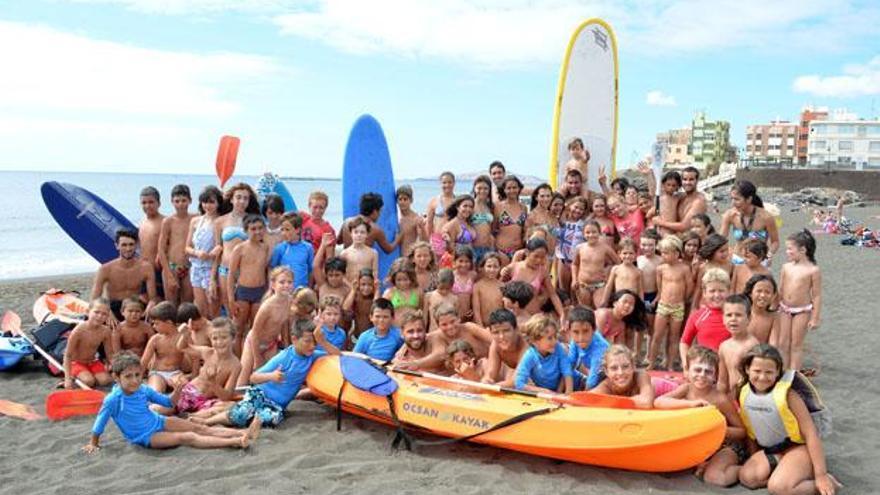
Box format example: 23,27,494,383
549,18,619,194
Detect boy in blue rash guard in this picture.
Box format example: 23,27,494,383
315,295,347,355
270,212,315,289
567,306,610,390
83,352,257,453
352,298,404,361
200,319,339,428
514,315,573,394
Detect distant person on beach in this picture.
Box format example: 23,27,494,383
138,186,165,299
720,180,779,266
339,192,401,256
83,352,257,453
158,184,195,305
91,228,158,322
652,167,708,235
425,172,457,257
778,230,822,373
63,298,115,389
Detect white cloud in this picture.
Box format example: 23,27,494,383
69,0,287,15
0,20,281,117
646,90,676,106
793,56,880,98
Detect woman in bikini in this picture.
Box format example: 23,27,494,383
213,183,260,317
588,194,617,245
720,180,779,266
441,195,477,255
494,175,527,265
525,183,559,255
426,171,457,257
470,175,496,263
501,238,565,320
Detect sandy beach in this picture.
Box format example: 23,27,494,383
2,206,879,494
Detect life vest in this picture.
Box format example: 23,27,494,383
738,370,803,447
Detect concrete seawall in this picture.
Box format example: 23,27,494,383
736,168,880,200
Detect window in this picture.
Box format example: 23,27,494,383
839,141,853,152
869,126,880,136
812,140,826,150
870,141,880,152
858,126,867,137
838,125,855,135
869,157,880,167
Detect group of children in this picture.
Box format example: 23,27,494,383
70,157,835,493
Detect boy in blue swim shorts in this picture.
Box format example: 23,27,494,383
83,352,259,453
200,319,339,428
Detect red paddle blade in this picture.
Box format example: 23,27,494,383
215,135,240,188
569,391,637,409
46,389,105,421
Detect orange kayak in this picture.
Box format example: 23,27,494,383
33,290,88,325
306,355,725,473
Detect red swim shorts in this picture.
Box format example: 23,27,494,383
71,360,107,377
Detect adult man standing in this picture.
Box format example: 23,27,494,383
91,228,158,323
652,166,707,235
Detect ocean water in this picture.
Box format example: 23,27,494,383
0,171,445,280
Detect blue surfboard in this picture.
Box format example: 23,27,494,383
342,114,399,280
256,173,297,212
41,181,137,264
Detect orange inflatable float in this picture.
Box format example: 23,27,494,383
306,355,725,473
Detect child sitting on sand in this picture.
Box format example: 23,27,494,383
83,352,257,453
778,230,822,373
141,302,185,393
63,298,115,389
654,346,746,487
717,295,759,397
112,297,153,358
743,274,780,345
590,344,653,409
736,344,839,494
514,315,573,394
197,320,338,429
176,317,241,414
177,302,210,348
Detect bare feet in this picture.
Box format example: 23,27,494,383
239,434,250,449
247,417,262,441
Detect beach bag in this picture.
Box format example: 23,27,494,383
31,319,75,376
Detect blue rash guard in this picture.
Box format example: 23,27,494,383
568,332,610,390
270,241,314,288
514,342,573,391
352,326,404,361
315,325,347,355
256,346,319,409
91,384,174,447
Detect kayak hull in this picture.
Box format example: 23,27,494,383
306,355,725,473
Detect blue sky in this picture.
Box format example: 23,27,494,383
1,0,878,179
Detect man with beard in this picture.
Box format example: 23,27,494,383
391,311,444,373
91,228,158,323
652,166,708,235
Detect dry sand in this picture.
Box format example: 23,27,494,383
2,207,879,494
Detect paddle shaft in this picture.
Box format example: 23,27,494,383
4,312,92,390
390,367,575,405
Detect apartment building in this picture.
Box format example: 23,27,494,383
807,119,880,170
745,121,798,162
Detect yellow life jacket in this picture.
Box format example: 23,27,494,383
738,370,803,445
